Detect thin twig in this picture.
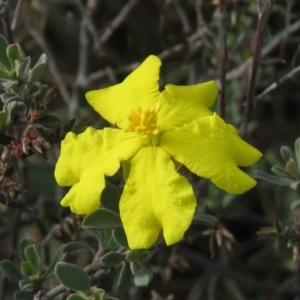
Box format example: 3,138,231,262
11,0,24,31
218,0,227,118
225,19,300,82
98,0,139,46
239,1,272,136
83,27,208,87
255,65,300,101
26,25,72,107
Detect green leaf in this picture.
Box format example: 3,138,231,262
91,288,105,300
24,245,42,275
295,138,300,173
0,93,21,104
18,278,35,290
67,295,87,300
101,182,121,214
112,228,129,249
13,291,34,300
63,118,76,133
193,214,217,228
21,261,34,277
18,239,34,261
0,35,11,70
133,267,153,287
0,112,7,131
100,251,125,268
291,199,300,210
62,242,96,255
39,113,61,128
280,146,295,162
0,67,12,79
7,44,26,68
41,242,95,281
116,262,132,293
55,262,91,294
105,298,119,300
26,82,43,97
290,181,300,190
271,165,290,178
28,54,47,83
19,57,31,80
2,80,18,90
130,261,143,275
254,170,295,186
126,250,152,263
82,208,122,230
0,259,24,282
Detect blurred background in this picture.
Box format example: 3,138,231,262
1,0,300,299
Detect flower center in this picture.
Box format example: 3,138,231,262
125,103,161,145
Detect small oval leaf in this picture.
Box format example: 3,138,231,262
13,290,34,300
67,295,87,300
254,170,295,186
193,214,217,228
0,259,24,282
82,208,122,230
55,262,91,294
133,267,153,287
116,262,132,293
39,113,61,128
24,245,42,275
280,146,295,162
100,251,125,268
113,228,129,249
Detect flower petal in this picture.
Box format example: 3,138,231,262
86,55,161,129
158,81,218,131
102,128,143,174
60,164,105,214
120,146,196,249
55,128,104,186
160,113,262,194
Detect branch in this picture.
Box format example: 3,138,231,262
255,65,300,101
225,19,300,82
239,0,272,135
26,25,72,107
218,0,227,118
97,0,139,46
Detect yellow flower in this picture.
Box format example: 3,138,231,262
55,55,262,249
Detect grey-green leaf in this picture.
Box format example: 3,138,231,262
295,138,300,173
0,259,24,282
193,214,217,228
13,290,34,300
126,250,153,263
67,295,87,300
280,146,295,162
100,251,125,267
24,245,43,275
55,262,91,294
133,267,153,287
271,165,290,178
18,238,34,261
41,242,95,281
116,262,132,293
28,54,47,83
82,208,122,230
254,170,295,186
112,228,129,249
101,181,121,214
291,199,300,210
7,44,26,68
0,35,11,70
39,113,61,128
